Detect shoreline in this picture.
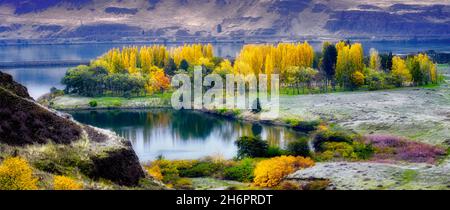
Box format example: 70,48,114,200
46,91,450,190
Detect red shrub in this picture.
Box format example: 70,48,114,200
365,135,446,164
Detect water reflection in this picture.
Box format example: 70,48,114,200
1,67,67,99
69,109,304,161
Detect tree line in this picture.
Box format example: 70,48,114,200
62,42,440,97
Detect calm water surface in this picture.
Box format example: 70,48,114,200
69,109,305,161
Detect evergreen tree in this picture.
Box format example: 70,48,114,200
179,59,189,71
387,52,393,71
320,44,338,90
164,58,177,76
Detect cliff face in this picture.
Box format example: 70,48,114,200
0,71,150,187
0,0,448,40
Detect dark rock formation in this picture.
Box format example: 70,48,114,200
91,147,146,186
0,71,147,186
0,71,31,99
0,71,82,145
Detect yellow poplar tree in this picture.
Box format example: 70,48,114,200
369,48,381,71
391,56,412,86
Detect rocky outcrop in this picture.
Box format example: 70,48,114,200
0,71,31,99
0,71,149,187
91,147,146,186
0,72,82,145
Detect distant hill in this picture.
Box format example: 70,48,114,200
0,0,449,41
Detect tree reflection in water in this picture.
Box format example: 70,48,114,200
69,109,306,161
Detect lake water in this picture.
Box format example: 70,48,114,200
69,109,305,161
1,41,449,99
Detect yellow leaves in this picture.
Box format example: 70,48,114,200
336,42,365,88
0,157,83,190
170,44,214,67
53,175,82,190
415,53,438,84
97,45,169,74
351,71,365,87
128,50,138,74
197,57,214,69
253,156,314,187
369,48,381,71
147,165,164,181
233,44,267,75
335,41,347,52
0,157,38,190
233,42,314,83
336,44,351,81
430,63,437,84
391,56,412,84
350,43,364,72
317,124,329,132
213,59,233,76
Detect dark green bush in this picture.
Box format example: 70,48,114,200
366,71,386,90
223,158,255,182
292,120,320,132
313,129,355,152
353,141,375,160
287,138,311,157
267,146,287,157
89,100,98,107
235,136,269,158
178,161,222,177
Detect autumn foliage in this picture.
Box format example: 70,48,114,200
253,156,314,187
53,175,83,190
335,41,365,89
0,157,38,190
391,56,412,86
64,41,440,98
145,67,171,94
234,42,314,76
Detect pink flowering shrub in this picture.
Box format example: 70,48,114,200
365,135,446,164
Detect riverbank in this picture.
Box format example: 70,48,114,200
47,93,172,111
49,83,450,146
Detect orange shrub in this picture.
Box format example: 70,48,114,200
253,156,314,187
0,157,38,190
53,175,83,190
